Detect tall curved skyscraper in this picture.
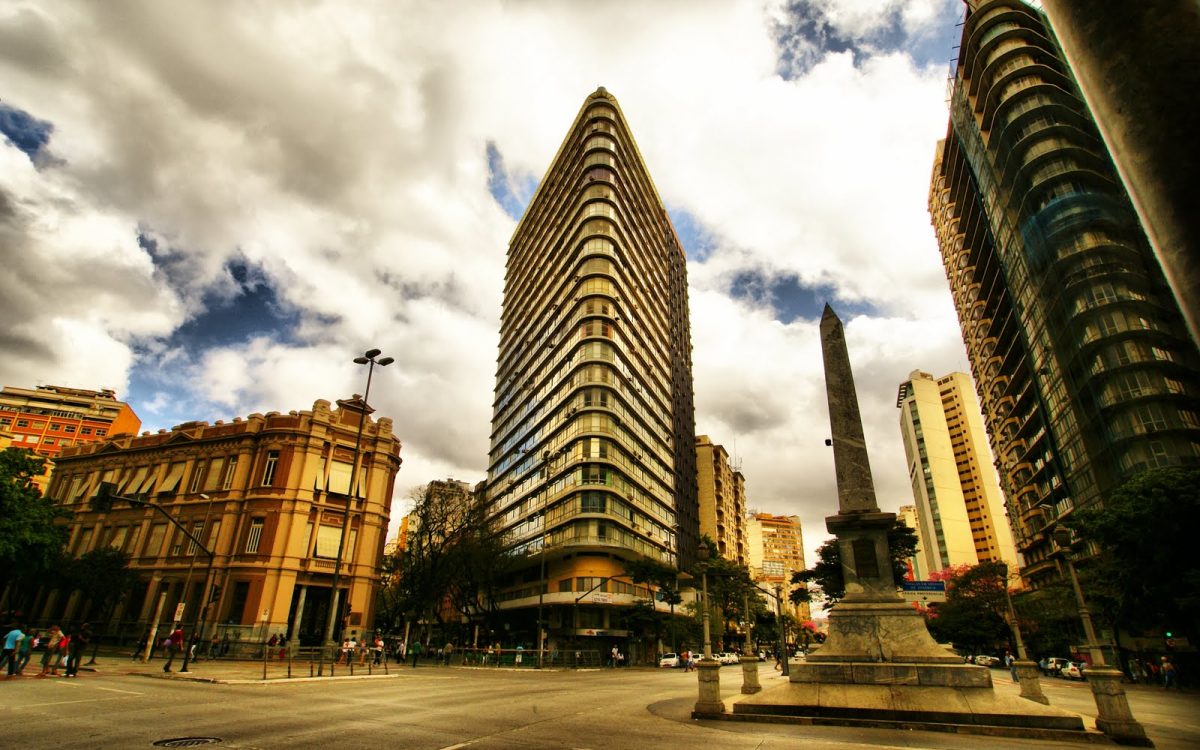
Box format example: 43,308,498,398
930,1,1200,587
484,88,698,656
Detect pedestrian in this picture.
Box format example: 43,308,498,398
515,644,524,666
38,626,62,677
374,636,385,665
1161,657,1180,690
162,626,184,672
15,629,35,674
443,641,453,666
410,639,422,668
278,634,287,660
55,630,71,675
134,632,149,661
209,633,220,658
1,624,25,678
1005,650,1018,682
681,649,692,673
610,644,619,668
65,623,91,678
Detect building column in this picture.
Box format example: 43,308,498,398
289,585,307,649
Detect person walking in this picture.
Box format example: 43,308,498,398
162,627,184,672
38,626,62,677
1,624,25,678
1161,656,1180,690
15,629,34,674
1005,650,1018,682
65,623,91,678
409,639,422,668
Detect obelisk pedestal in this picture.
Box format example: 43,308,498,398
731,306,1086,737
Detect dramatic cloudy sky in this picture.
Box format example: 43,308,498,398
1,0,984,567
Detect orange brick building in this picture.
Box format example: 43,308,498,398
0,385,141,492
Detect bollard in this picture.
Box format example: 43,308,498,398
309,653,314,678
287,650,292,679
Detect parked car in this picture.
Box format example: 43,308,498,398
973,655,1001,667
1040,657,1071,677
659,653,679,668
1062,662,1087,680
717,652,740,665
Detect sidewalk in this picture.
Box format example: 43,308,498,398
77,649,402,684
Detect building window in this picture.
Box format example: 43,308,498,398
245,518,264,554
261,451,279,486
188,521,205,556
581,492,606,513
64,425,76,433
81,426,93,435
95,429,106,436
222,456,239,490
50,424,61,431
16,419,28,427
314,524,342,558
189,460,206,493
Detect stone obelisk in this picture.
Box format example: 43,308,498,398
809,304,962,663
728,307,1086,736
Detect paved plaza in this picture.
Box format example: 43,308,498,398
2,652,1197,749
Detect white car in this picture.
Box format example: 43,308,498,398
974,655,1001,667
718,652,741,665
659,653,679,668
1062,662,1087,680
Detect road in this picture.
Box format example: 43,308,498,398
2,659,1197,749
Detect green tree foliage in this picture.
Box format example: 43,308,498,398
1067,467,1200,639
925,561,1011,655
68,547,139,621
690,535,764,650
0,448,71,612
376,484,513,637
790,520,918,608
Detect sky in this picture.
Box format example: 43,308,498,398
0,0,980,572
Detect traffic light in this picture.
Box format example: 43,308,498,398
91,482,119,512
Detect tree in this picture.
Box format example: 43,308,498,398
376,484,513,642
621,557,682,659
925,561,1011,656
790,520,918,608
69,547,139,621
0,448,71,614
689,535,761,651
64,547,138,661
1067,467,1200,640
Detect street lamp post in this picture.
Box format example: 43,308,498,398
535,447,565,669
773,583,789,677
318,348,393,677
1053,528,1151,746
692,541,725,716
1002,569,1048,704
180,493,217,674
739,592,761,694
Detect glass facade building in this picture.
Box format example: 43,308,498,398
483,88,699,651
930,0,1200,587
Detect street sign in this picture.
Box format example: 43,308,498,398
901,580,946,592
901,581,946,603
174,602,186,621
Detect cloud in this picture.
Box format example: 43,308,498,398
0,0,974,567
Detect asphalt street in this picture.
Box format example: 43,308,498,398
2,657,1197,750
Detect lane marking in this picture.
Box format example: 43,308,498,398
94,686,144,695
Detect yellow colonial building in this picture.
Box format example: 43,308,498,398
44,397,401,648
